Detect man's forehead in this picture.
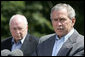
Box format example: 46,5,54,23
10,23,26,29
10,20,26,28
11,18,25,25
52,9,67,14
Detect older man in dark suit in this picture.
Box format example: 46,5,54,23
1,14,39,56
33,3,84,56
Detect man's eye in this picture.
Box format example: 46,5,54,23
60,18,66,21
13,28,16,30
53,19,58,21
18,28,22,30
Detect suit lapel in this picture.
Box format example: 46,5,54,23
57,29,78,56
57,39,73,56
20,34,31,55
20,34,38,56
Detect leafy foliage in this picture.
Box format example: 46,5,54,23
1,1,84,40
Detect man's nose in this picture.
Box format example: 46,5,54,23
57,21,62,26
16,29,20,34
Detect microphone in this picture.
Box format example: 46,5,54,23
8,49,23,56
1,49,11,56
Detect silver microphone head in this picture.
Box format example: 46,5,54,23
1,49,11,56
8,49,23,56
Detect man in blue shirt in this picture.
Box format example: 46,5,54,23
1,14,39,56
33,3,84,56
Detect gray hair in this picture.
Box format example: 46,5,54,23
9,14,28,26
50,3,76,20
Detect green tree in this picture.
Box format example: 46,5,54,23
1,1,84,40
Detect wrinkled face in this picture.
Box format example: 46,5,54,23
51,9,75,38
10,17,28,42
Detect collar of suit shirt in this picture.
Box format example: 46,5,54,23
12,33,27,44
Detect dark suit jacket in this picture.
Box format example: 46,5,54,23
33,30,84,56
1,33,39,56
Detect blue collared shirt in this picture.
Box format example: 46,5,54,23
11,33,27,51
52,28,74,56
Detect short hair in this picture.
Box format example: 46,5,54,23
50,3,76,20
9,14,28,26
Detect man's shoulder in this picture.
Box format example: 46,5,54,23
39,33,56,44
76,34,84,43
41,33,56,38
73,30,84,42
1,36,12,43
1,36,12,50
26,33,39,43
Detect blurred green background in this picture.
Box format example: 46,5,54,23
1,1,84,40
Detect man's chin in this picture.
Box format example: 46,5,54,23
19,38,22,40
56,33,64,38
16,37,22,40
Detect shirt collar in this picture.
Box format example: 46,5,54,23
56,28,74,42
12,33,27,44
64,28,74,42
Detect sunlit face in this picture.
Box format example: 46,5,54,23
51,9,75,38
10,17,28,42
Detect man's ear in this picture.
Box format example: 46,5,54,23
72,18,76,26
